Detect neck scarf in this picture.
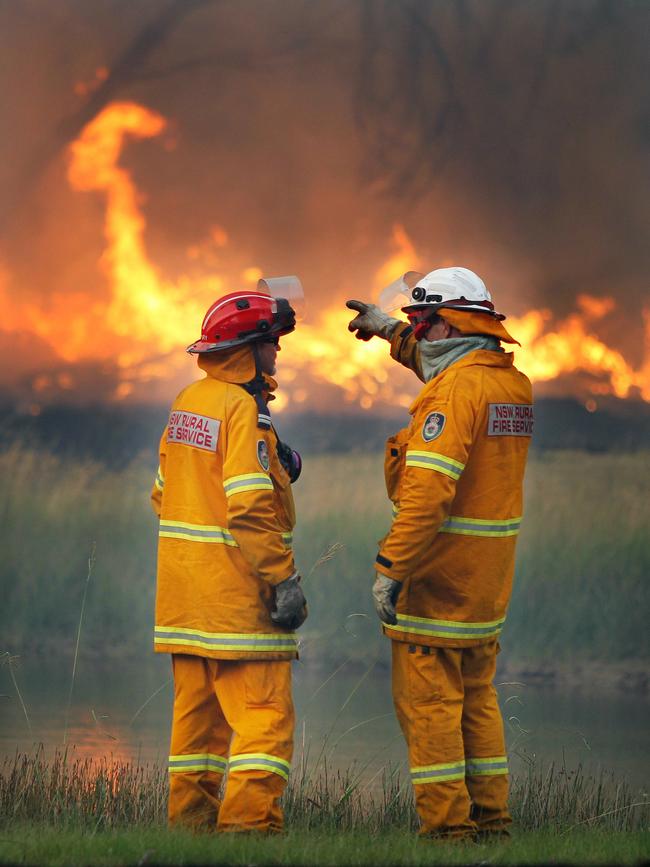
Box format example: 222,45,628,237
418,334,501,382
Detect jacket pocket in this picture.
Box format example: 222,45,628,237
269,452,296,529
384,430,408,502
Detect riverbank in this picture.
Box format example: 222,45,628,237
495,658,649,696
1,751,647,831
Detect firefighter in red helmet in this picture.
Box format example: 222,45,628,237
152,280,306,833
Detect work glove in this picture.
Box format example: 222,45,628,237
346,300,400,342
271,575,308,630
372,573,402,625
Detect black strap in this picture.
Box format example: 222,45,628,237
239,344,271,430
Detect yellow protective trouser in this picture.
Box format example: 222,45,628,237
392,639,511,838
168,654,294,833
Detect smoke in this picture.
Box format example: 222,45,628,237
0,0,648,408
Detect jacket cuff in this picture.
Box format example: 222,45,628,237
389,322,413,359
267,567,299,587
278,569,300,585
375,553,402,582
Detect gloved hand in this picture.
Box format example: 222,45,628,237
346,300,400,342
271,575,308,630
372,573,402,625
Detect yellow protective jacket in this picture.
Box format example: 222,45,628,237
376,323,533,648
151,347,298,660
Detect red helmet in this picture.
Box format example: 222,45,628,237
187,291,296,354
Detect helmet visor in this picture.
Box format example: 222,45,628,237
377,271,424,313
257,275,306,321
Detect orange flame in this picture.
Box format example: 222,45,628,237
509,304,650,401
278,227,422,411
68,103,216,361
1,100,649,409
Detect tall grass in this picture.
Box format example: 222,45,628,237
1,446,649,663
0,446,157,656
511,450,650,660
1,750,647,832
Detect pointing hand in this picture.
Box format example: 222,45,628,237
346,300,400,342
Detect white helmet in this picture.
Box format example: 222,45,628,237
401,267,504,320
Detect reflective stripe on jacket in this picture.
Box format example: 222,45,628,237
376,324,533,648
151,347,298,660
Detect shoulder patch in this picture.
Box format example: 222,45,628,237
257,439,270,471
487,404,534,437
422,411,446,442
167,411,220,452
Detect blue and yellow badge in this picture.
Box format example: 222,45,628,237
422,411,446,442
257,439,270,471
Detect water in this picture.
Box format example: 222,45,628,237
1,653,648,791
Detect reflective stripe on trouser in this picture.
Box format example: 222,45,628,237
169,654,294,833
229,753,290,781
391,640,511,837
411,761,466,784
169,753,227,774
466,756,508,776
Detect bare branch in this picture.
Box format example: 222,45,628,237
1,0,215,234
355,0,462,195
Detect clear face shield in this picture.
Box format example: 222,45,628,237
257,276,306,321
377,271,425,313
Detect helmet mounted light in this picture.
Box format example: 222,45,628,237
401,267,504,319
378,267,505,341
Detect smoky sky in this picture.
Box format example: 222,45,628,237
1,0,649,400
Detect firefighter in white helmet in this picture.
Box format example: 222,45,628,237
347,267,533,841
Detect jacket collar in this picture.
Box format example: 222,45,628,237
409,350,514,415
197,346,278,395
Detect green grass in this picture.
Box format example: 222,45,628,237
0,751,647,865
1,751,647,832
509,450,650,661
1,446,649,663
0,826,648,866
0,446,157,656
